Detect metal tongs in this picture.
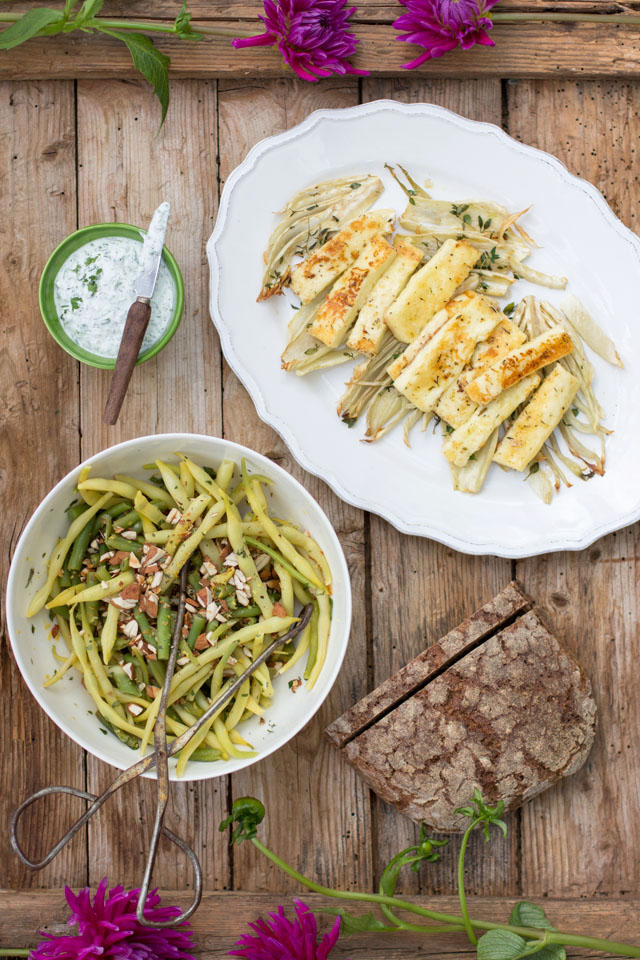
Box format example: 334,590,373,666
11,563,313,928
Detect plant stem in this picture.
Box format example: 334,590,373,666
250,838,640,957
491,11,640,23
0,14,252,37
0,951,30,957
457,820,478,946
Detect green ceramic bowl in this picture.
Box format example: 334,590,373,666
39,222,184,370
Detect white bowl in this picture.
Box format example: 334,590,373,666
6,433,352,780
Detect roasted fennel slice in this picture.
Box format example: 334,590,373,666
259,175,384,300
388,163,567,292
281,296,355,375
337,334,402,425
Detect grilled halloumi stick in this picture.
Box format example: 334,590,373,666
386,289,483,382
435,319,527,428
384,239,480,343
346,237,423,356
389,293,502,414
290,210,394,303
450,429,499,495
465,326,574,406
309,235,397,349
493,365,580,471
443,373,541,467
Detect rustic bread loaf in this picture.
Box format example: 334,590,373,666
326,583,596,832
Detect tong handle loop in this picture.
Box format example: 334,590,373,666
10,785,101,869
136,826,203,927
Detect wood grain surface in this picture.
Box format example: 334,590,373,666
1,23,640,960
3,890,640,958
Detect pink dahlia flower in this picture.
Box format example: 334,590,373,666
228,899,342,959
394,0,500,67
232,0,367,82
30,879,196,960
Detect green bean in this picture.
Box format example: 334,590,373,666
187,614,207,650
104,501,130,518
84,573,99,626
244,536,316,590
148,658,166,687
58,558,72,591
106,536,143,555
67,522,94,571
133,609,157,648
96,564,111,582
108,665,140,697
188,568,202,592
187,746,223,762
97,512,113,540
303,603,320,682
100,715,140,750
156,596,172,660
66,501,88,521
116,509,139,528
131,648,149,687
228,604,261,620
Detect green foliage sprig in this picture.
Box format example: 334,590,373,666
219,789,640,959
0,0,235,124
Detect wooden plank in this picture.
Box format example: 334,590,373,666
74,76,229,890
0,79,87,890
216,77,373,894
360,76,516,899
3,889,640,958
507,79,640,897
3,0,640,20
1,22,640,80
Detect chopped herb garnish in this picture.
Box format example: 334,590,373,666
350,182,361,189
503,302,516,317
26,567,34,588
70,296,82,310
304,345,319,356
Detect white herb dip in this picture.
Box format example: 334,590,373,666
54,235,176,359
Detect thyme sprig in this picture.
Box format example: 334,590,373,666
220,791,640,959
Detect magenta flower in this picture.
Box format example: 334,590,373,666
232,0,367,82
394,0,500,67
30,879,196,960
228,899,342,959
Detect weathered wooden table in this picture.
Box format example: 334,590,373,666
1,2,639,956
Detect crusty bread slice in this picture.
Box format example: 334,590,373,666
327,586,596,832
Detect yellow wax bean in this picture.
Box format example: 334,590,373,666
43,652,78,687
47,570,134,608
162,500,227,583
216,459,235,492
142,528,172,544
133,490,165,525
155,460,191,510
164,493,211,556
180,460,195,499
78,478,139,500
244,479,324,590
213,717,256,759
274,562,294,616
278,618,312,675
306,593,331,690
181,456,225,502
27,492,112,617
278,524,332,589
77,466,102,505
226,499,273,618
114,475,174,508
100,602,120,665
141,515,158,541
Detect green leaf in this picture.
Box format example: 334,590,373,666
174,0,202,40
478,930,528,960
509,902,554,930
0,8,64,50
102,30,170,125
322,908,391,936
75,0,105,24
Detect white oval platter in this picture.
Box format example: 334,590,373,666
207,100,640,558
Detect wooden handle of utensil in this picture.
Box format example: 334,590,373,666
103,299,151,425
